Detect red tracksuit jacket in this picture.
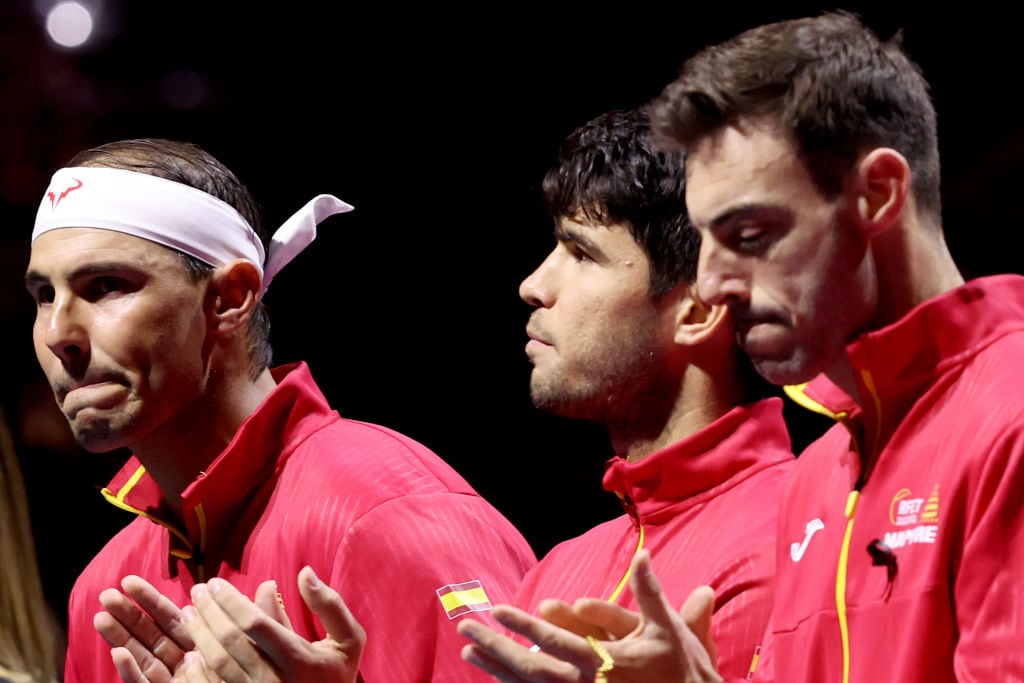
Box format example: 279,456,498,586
64,362,537,682
757,275,1024,682
513,398,794,680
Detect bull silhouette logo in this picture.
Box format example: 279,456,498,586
47,178,83,208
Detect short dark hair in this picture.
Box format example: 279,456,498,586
67,138,273,375
542,107,699,298
651,10,942,219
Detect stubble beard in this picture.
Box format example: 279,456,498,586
67,414,130,453
529,341,666,422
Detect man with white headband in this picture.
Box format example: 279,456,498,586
26,138,537,682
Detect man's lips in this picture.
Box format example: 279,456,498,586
60,381,129,416
734,315,790,355
733,310,783,334
54,371,129,403
524,327,553,356
54,372,122,399
734,318,762,336
525,321,552,345
525,338,550,354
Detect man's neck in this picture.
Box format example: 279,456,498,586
871,208,962,320
130,366,278,519
610,366,751,463
826,215,964,401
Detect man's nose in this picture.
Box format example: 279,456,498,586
697,247,751,307
43,294,88,363
519,251,558,309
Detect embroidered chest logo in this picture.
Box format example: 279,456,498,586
790,518,825,562
46,177,83,208
883,485,940,548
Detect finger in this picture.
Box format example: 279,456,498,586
460,642,528,683
171,651,221,683
97,587,183,656
181,596,254,682
457,618,581,682
94,608,175,680
625,549,679,632
198,578,302,674
110,646,161,683
253,579,292,628
94,605,136,648
296,566,365,655
627,550,721,678
568,597,642,640
457,625,519,683
485,604,605,677
95,575,190,675
120,575,194,651
535,599,606,640
204,570,363,681
680,585,717,665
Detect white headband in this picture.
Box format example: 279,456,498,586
32,166,354,297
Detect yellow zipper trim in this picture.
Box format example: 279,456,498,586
101,466,192,551
833,369,880,683
837,489,860,683
790,370,882,683
783,383,848,421
859,370,883,451
195,503,207,582
101,468,209,580
609,521,645,603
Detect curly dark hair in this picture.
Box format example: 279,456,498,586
542,107,699,299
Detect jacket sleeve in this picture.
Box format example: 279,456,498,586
327,491,537,682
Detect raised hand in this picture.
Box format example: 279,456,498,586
173,565,365,683
457,550,722,683
94,575,193,683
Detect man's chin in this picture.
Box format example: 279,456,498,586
529,391,600,422
68,420,128,454
750,355,819,387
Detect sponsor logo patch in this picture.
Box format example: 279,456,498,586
883,485,940,548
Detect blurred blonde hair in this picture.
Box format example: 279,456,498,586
0,406,60,683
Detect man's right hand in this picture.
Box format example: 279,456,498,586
172,565,365,682
95,566,366,683
458,549,723,683
95,574,193,682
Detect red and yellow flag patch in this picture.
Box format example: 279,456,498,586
436,579,492,619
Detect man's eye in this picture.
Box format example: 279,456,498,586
732,225,771,253
569,246,593,262
90,277,124,297
739,230,765,245
34,286,55,305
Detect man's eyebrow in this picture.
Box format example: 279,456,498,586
25,261,140,288
554,225,600,251
24,270,48,289
704,202,769,230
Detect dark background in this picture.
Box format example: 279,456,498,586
3,2,1022,624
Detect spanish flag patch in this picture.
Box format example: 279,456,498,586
436,580,492,620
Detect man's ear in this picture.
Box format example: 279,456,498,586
207,259,262,335
847,147,910,239
674,290,732,347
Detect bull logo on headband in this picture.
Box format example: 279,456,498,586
47,178,83,209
